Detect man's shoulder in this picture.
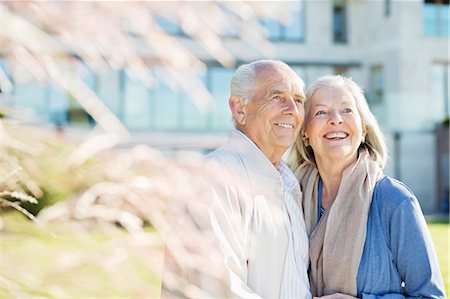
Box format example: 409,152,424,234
205,145,244,171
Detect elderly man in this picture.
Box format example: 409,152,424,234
206,60,311,298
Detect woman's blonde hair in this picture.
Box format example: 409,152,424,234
290,75,387,169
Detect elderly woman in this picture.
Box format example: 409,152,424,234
291,75,445,298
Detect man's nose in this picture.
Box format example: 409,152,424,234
283,97,299,115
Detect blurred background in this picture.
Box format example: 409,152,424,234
1,1,448,298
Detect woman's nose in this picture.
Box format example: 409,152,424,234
328,110,343,125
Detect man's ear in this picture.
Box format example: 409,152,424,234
229,96,246,125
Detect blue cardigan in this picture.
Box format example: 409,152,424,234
318,176,446,298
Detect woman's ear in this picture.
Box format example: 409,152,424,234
229,96,246,125
362,125,368,138
301,128,308,140
301,130,310,146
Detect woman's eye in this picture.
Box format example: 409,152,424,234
343,108,353,113
294,98,304,104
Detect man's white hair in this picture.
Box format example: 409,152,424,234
230,60,293,104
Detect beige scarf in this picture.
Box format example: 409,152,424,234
295,149,382,296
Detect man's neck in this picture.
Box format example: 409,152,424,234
234,129,285,169
261,149,284,170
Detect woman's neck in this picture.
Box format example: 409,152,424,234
319,171,341,209
317,156,356,209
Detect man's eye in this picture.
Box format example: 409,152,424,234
315,110,326,116
295,98,304,104
272,95,281,101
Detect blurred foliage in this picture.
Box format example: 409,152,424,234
442,116,449,127
1,118,231,298
0,2,303,297
0,1,295,141
1,211,163,298
2,211,448,298
1,119,106,215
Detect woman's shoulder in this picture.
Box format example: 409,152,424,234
373,175,418,211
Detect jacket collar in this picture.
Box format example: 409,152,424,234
227,130,282,181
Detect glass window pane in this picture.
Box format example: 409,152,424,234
153,82,179,130
431,64,450,117
14,80,47,121
47,85,69,126
284,3,305,40
424,3,437,36
262,19,282,40
97,67,121,115
440,4,450,35
0,58,14,105
423,2,450,36
123,72,151,130
209,68,234,131
180,72,209,130
333,5,347,43
370,66,384,104
180,96,209,130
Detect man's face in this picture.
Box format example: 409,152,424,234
240,64,305,158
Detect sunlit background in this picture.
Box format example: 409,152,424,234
1,1,448,298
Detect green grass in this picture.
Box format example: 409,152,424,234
0,212,163,299
428,220,449,296
1,212,448,298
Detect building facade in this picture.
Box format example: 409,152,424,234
2,0,449,213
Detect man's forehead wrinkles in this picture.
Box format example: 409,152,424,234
267,86,304,96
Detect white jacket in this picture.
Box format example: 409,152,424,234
206,130,310,299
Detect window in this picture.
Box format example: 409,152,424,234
209,68,234,131
155,2,305,41
260,1,305,41
14,80,48,121
369,65,384,104
97,66,121,116
180,72,209,131
47,86,69,126
261,18,283,40
0,58,13,95
152,79,181,131
424,0,450,36
284,3,306,41
123,71,152,130
431,63,450,118
385,0,391,17
333,0,348,43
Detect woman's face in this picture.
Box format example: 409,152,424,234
304,87,365,167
